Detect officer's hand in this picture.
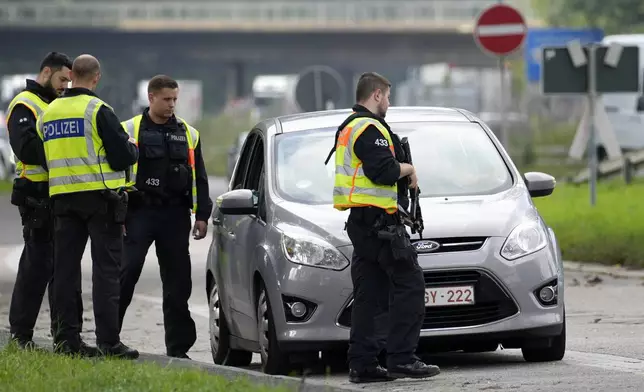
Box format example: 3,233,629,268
409,171,418,189
193,220,208,240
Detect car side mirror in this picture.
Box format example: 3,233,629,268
524,172,556,198
216,189,258,215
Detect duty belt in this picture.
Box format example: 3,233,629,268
138,192,186,207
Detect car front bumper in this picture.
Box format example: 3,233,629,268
271,237,564,353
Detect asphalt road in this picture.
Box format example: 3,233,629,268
2,177,644,391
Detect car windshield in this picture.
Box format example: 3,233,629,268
273,121,513,204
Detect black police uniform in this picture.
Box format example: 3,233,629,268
6,79,83,348
118,108,213,359
336,105,439,382
51,87,139,358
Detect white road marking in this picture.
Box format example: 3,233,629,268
476,24,526,37
2,215,200,274
565,351,644,376
133,293,210,320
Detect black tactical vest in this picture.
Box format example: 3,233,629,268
135,121,193,199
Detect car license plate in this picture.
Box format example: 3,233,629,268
425,286,475,307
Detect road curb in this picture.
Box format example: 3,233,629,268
0,330,360,392
563,260,644,280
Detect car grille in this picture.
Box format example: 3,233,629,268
412,237,487,253
336,269,518,330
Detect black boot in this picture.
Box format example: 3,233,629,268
349,366,395,383
97,341,139,359
10,334,47,352
54,339,100,358
387,360,441,379
168,352,191,360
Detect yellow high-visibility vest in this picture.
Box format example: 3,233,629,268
37,94,127,197
6,91,50,182
333,116,398,214
121,114,200,213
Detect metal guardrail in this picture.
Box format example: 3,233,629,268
572,149,644,184
0,0,540,31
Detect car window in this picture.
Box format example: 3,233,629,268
273,121,513,205
245,136,264,191
232,132,257,190
245,136,266,221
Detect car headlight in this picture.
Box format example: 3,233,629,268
280,232,349,271
500,220,548,260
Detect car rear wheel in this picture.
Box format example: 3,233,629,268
522,317,566,362
209,281,253,366
257,282,290,375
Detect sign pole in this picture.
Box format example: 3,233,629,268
587,43,598,206
499,56,509,148
473,1,526,150
497,1,508,149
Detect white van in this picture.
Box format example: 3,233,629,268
600,34,644,155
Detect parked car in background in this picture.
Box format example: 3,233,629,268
207,107,565,375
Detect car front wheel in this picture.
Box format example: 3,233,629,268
209,281,253,366
522,318,566,362
257,282,290,375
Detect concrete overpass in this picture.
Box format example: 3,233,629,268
0,1,542,116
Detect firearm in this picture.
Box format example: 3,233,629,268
399,137,424,239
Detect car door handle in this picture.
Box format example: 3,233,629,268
212,217,222,226
226,231,236,240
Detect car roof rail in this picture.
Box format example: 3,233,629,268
451,108,478,123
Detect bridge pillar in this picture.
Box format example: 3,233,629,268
226,61,246,101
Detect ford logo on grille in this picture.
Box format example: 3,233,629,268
413,240,440,253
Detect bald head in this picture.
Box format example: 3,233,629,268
72,54,100,81
71,54,101,90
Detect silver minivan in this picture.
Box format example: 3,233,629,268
206,107,565,375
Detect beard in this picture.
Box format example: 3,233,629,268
377,105,387,118
43,80,61,96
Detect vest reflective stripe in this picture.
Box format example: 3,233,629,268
6,91,49,182
38,95,126,196
121,115,200,213
333,116,398,214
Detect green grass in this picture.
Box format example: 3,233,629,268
195,113,257,178
533,180,644,268
506,117,587,180
0,344,292,392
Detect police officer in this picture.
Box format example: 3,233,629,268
328,72,440,383
118,75,213,359
6,52,87,350
38,54,139,358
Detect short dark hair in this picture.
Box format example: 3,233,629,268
355,72,391,102
39,52,72,72
148,75,179,94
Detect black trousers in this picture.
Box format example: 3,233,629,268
345,209,426,371
118,205,196,356
51,192,123,347
9,205,54,340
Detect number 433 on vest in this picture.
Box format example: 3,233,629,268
145,178,160,187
